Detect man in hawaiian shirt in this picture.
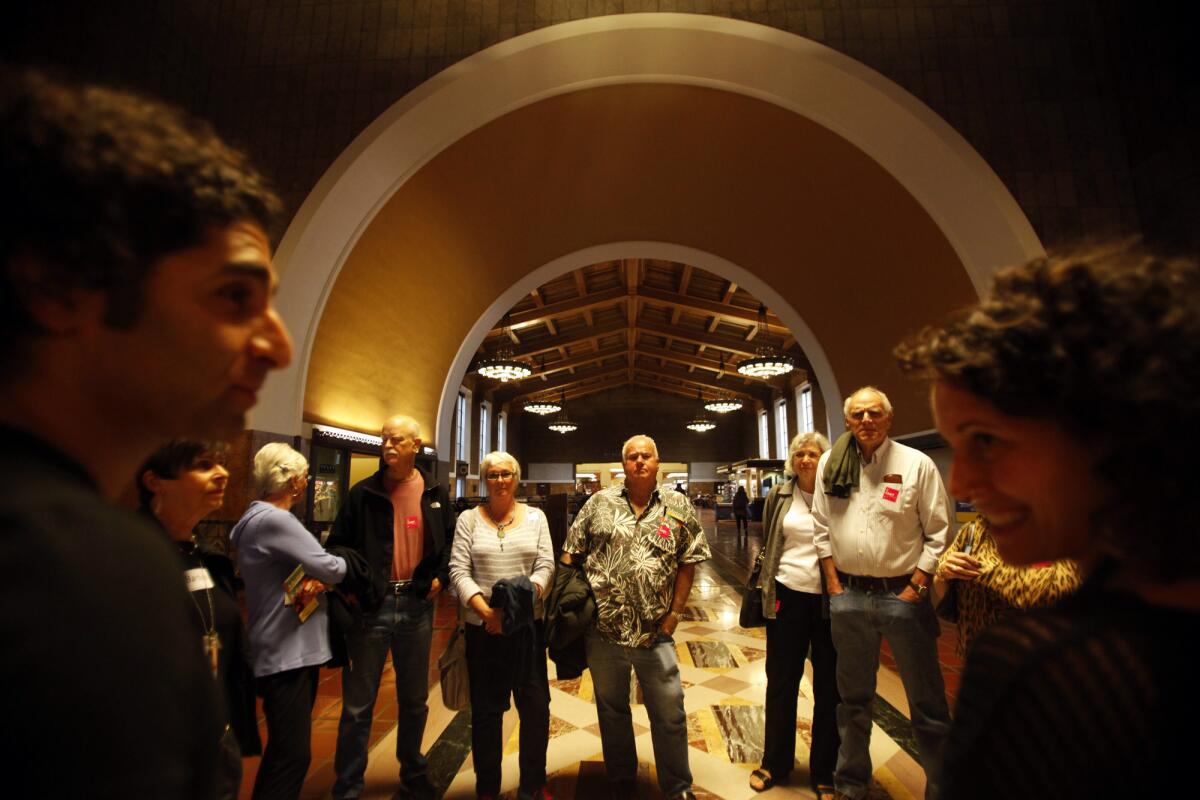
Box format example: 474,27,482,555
563,434,711,800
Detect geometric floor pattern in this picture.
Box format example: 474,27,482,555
438,558,925,799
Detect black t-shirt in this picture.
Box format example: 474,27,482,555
0,426,222,798
943,561,1197,799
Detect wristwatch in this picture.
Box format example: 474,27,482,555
908,581,928,597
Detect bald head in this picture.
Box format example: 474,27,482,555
843,386,894,459
622,434,660,495
381,414,422,475
382,415,421,440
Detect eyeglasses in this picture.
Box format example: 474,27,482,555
849,408,887,421
485,471,515,481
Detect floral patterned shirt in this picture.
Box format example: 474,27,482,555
564,483,710,647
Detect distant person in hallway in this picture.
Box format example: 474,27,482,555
232,443,348,800
327,415,455,800
812,386,953,800
563,434,711,800
139,440,262,800
930,515,1081,657
0,69,292,798
732,485,750,545
750,431,839,798
896,241,1200,799
449,451,555,800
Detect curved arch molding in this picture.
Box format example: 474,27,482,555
250,13,1042,450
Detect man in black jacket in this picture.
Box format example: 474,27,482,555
327,414,456,800
0,70,293,798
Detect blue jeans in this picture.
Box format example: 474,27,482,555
585,628,692,796
332,592,433,799
829,588,950,800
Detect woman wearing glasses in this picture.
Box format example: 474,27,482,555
449,451,555,800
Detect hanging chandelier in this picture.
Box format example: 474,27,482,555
736,304,795,378
547,389,577,433
476,313,531,382
686,389,717,432
704,397,743,414
524,400,561,415
705,354,744,413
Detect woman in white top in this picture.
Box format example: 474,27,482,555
448,451,555,800
749,432,839,798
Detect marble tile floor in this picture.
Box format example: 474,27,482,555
238,511,957,799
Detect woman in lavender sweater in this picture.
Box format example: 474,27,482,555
232,442,347,800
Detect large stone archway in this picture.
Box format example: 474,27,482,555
249,14,1041,452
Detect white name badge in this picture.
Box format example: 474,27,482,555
184,567,215,593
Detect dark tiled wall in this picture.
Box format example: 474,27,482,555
5,1,1195,251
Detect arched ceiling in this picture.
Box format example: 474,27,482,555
475,258,809,410
304,82,976,445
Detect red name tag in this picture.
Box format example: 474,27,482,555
882,486,900,503
405,515,419,530
657,521,672,538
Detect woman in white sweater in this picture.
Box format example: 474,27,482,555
449,451,555,800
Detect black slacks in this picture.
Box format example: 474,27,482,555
762,581,841,788
465,619,551,796
253,665,320,800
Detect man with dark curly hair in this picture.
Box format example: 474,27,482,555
895,241,1199,799
0,69,293,798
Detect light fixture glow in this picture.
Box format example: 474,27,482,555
476,313,532,382
477,356,532,382
547,388,577,433
313,425,383,446
523,400,561,415
686,388,717,433
707,356,744,412
736,304,795,378
704,398,743,413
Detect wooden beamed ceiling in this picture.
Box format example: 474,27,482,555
476,258,809,408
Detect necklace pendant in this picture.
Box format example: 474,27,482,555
203,631,222,678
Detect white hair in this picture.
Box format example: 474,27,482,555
479,450,521,484
783,431,832,478
253,442,308,498
843,385,894,418
381,414,422,440
621,434,659,460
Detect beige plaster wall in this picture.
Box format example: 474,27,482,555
305,83,975,444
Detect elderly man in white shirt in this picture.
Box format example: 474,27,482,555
812,386,953,800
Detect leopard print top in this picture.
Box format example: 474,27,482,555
937,516,1082,656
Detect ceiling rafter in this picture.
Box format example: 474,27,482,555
626,258,639,382
503,285,628,329
632,368,765,401
637,320,765,358
530,372,629,404
677,264,693,295
501,365,628,401
637,286,786,329
506,319,628,360
480,344,626,387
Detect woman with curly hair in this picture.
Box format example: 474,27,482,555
895,241,1200,799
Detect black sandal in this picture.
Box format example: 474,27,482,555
749,769,774,792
